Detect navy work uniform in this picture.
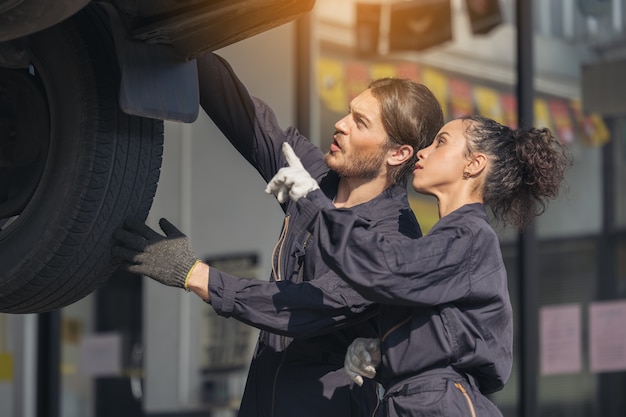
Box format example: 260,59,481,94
298,198,514,417
196,53,423,417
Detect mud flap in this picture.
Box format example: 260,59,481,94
102,3,200,123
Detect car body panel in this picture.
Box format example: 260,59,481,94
126,0,316,59
1,0,316,59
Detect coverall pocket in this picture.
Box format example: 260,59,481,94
385,380,447,417
385,378,478,417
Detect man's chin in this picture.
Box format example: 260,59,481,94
323,152,337,168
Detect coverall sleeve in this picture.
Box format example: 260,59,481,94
208,267,376,338
196,52,327,183
302,201,476,307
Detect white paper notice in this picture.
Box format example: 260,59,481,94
540,304,582,375
79,332,122,377
589,300,626,373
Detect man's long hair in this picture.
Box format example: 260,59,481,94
369,78,444,184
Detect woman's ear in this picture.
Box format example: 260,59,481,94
387,144,414,167
466,153,488,177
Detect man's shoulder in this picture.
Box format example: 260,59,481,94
355,184,412,217
357,188,422,238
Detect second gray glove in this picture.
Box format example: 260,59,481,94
113,217,200,289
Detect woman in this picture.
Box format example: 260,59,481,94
266,115,570,417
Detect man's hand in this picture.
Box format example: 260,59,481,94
344,337,381,386
112,218,200,290
265,142,319,203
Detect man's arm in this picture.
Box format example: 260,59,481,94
196,53,327,182
187,259,376,338
113,217,377,338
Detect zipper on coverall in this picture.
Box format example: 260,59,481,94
271,214,290,282
269,214,291,416
453,382,477,417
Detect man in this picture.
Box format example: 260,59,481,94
113,51,443,417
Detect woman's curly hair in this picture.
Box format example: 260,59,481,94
460,115,571,230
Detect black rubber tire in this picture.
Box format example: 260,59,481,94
0,4,164,313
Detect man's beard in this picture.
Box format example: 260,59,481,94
324,147,387,179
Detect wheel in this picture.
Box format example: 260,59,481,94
0,4,164,313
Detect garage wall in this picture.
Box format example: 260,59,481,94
142,22,300,413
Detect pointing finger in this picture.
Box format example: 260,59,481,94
281,142,304,169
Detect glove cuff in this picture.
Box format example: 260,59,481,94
169,250,201,289
183,259,202,291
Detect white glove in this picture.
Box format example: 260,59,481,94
343,337,381,386
265,142,320,203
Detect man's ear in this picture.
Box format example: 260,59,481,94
387,144,414,167
466,153,488,177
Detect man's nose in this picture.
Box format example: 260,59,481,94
334,116,349,133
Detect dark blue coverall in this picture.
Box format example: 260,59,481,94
196,53,423,417
296,196,514,417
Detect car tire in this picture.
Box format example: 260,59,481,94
0,4,164,313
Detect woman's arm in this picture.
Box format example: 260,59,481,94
303,202,477,307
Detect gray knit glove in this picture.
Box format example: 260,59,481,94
113,218,200,289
